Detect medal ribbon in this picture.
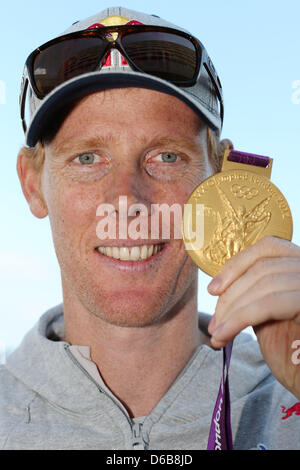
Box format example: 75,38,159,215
227,149,270,167
206,150,271,450
206,342,233,450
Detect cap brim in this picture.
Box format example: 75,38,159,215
26,71,220,147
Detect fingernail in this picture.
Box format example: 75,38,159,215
207,277,222,294
212,322,225,339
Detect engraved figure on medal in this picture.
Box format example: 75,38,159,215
203,186,272,266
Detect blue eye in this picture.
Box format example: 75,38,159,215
153,152,179,163
77,153,97,164
161,153,178,163
146,152,182,166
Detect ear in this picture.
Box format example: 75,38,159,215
218,138,234,157
16,150,48,219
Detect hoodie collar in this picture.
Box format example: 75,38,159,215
5,304,269,418
5,305,105,415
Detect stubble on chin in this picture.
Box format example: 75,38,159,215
62,258,198,330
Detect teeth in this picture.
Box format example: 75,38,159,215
106,247,112,257
120,247,130,261
140,245,148,260
130,246,140,261
97,244,164,261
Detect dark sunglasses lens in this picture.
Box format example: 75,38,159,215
122,32,198,82
33,37,107,95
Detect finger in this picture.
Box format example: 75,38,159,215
207,237,300,296
208,257,300,334
210,268,300,331
210,290,300,348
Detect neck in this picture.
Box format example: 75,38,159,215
63,280,209,418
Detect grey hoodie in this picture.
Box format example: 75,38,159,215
0,304,299,450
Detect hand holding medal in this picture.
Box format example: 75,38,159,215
182,149,300,449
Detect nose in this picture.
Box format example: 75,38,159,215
108,163,153,222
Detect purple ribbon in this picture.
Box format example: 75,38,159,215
207,342,234,450
227,150,270,168
205,149,271,450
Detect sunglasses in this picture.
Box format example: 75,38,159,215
20,24,223,132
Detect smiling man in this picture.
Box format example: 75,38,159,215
1,7,300,450
31,87,213,417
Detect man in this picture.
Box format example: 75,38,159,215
1,7,300,450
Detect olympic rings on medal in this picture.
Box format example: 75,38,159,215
231,184,259,200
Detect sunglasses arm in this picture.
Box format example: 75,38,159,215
202,50,224,127
20,67,29,133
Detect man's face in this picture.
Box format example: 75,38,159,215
40,88,213,327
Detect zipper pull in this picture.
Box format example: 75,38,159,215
132,422,146,450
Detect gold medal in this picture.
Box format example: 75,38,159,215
182,149,293,277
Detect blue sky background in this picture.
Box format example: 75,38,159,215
0,0,299,352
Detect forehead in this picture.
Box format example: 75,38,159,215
49,88,205,146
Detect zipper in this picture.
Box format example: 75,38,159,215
132,422,147,450
64,344,147,450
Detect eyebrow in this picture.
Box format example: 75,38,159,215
51,135,115,156
51,132,205,157
143,135,205,155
